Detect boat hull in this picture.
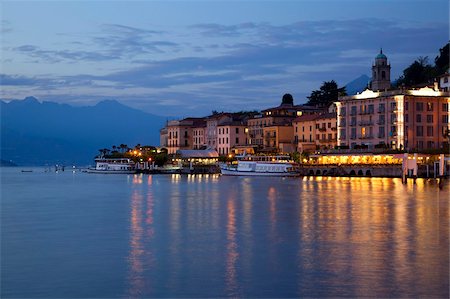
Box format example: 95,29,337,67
85,168,136,174
220,168,299,177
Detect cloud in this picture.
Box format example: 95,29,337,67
13,44,119,63
2,18,448,116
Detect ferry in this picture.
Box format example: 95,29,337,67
86,158,136,174
220,155,300,176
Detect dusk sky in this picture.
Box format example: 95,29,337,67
1,0,448,117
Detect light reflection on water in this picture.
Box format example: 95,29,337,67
1,169,448,298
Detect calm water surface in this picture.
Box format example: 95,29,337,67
1,167,449,298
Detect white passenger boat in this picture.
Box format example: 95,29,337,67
86,158,136,174
220,155,300,176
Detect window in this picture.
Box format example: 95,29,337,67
405,114,409,122
351,106,357,115
443,103,449,111
378,103,385,113
316,124,319,129
378,115,385,125
236,137,239,144
416,102,424,111
416,114,421,123
443,115,449,124
378,127,385,138
427,141,435,148
405,102,409,111
426,115,433,123
351,128,356,139
339,107,346,116
328,133,332,140
391,114,397,123
381,71,386,79
226,128,229,134
427,103,433,111
368,104,374,114
416,126,423,137
340,129,346,140
236,128,239,134
427,126,433,137
328,122,331,128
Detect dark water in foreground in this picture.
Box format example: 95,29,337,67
1,167,449,298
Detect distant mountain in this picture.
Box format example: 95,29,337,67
345,74,370,95
1,97,167,166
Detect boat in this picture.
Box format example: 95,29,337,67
220,155,300,176
86,157,136,174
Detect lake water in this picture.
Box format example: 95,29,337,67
1,167,449,298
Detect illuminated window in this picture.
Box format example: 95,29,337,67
427,103,433,111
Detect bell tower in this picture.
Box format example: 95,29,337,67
371,48,391,91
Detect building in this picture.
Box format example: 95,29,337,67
166,117,205,154
371,49,391,91
159,127,168,148
337,50,450,152
192,122,207,149
217,121,247,155
293,113,337,153
247,94,322,152
205,113,232,150
438,71,450,91
336,87,450,151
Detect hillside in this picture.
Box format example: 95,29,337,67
1,97,167,165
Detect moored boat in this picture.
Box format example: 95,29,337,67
86,158,136,174
220,155,299,176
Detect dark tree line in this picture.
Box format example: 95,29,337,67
306,80,347,108
395,42,449,87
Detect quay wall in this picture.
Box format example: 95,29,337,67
299,164,449,178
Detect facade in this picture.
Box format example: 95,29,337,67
205,113,232,150
192,124,207,149
159,127,168,148
166,118,205,154
439,71,450,92
336,88,450,151
371,49,391,91
247,94,323,152
262,123,295,153
217,123,247,155
293,113,337,153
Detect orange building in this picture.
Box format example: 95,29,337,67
336,88,450,151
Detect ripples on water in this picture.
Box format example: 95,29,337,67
1,168,448,298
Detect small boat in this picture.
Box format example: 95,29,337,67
220,155,300,177
86,158,136,174
21,170,33,173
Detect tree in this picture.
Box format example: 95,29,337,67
306,80,347,108
395,56,435,87
435,42,449,75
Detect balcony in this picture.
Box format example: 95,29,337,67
350,122,357,127
377,120,385,125
358,135,374,139
331,127,337,131
318,127,327,132
377,109,385,113
358,121,374,126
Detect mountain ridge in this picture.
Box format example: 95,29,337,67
1,97,168,165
